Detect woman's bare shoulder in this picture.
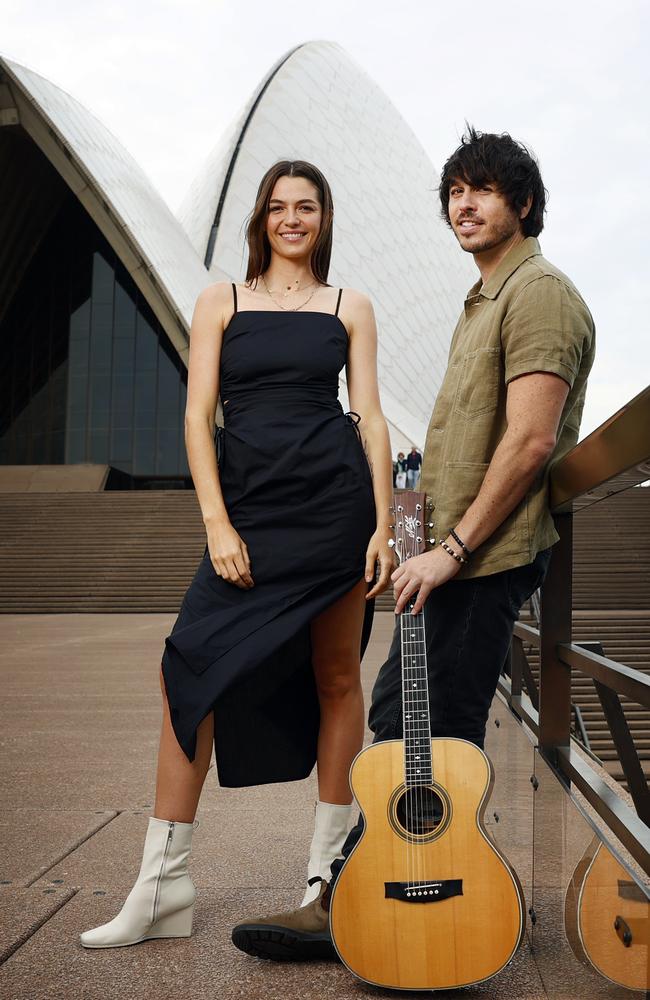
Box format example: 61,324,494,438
338,288,376,333
195,281,235,309
339,286,373,310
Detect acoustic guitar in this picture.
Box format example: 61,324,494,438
564,834,649,993
329,490,526,990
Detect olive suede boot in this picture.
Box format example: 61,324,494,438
231,879,336,961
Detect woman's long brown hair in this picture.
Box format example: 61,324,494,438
245,160,334,286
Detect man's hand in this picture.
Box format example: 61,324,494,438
392,546,461,615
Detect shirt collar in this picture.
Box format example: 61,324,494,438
465,236,542,303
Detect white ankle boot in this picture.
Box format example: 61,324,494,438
80,816,197,948
300,801,353,907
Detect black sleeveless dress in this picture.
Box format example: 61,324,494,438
161,288,376,787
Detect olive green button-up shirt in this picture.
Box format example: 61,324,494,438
420,237,595,578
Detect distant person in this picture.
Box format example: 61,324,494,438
405,445,422,488
394,451,407,488
233,126,595,959
79,160,394,949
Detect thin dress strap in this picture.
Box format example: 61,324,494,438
335,287,343,317
231,282,238,313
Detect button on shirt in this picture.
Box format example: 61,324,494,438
420,237,595,578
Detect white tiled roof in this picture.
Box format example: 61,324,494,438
2,56,209,338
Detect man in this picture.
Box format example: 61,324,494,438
405,445,422,488
231,126,595,959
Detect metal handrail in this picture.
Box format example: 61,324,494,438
558,642,650,707
550,384,650,511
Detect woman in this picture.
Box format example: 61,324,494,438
394,451,407,489
80,160,394,949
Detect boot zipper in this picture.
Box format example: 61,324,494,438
152,821,174,925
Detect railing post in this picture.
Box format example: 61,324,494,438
539,510,573,770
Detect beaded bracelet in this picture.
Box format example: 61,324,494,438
449,528,472,557
440,541,468,565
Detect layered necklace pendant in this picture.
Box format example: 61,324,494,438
262,275,318,312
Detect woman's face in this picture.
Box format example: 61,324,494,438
265,175,323,264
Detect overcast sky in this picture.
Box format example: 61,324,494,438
5,0,649,437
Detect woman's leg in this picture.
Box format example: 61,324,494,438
296,577,368,904
80,666,212,948
154,666,214,822
310,577,368,803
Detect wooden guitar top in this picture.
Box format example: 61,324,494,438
330,737,525,991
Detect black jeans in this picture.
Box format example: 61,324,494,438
330,548,551,884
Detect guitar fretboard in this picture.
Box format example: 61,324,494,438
400,600,433,786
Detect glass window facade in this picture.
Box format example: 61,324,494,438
0,193,189,478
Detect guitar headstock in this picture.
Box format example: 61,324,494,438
389,491,433,566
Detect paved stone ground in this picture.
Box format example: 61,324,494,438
0,614,630,999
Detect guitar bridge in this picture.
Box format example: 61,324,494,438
385,879,463,903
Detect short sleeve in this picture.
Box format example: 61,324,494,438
501,275,594,388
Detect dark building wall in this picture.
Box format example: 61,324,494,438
0,177,189,478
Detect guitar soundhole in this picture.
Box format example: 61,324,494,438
388,783,452,842
396,787,444,835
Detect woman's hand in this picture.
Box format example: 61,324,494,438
205,518,254,589
364,526,397,599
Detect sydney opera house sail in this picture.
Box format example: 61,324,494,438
0,41,473,480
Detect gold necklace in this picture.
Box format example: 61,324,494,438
262,275,319,312
265,277,316,298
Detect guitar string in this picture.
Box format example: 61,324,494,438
418,596,430,891
408,522,418,888
398,507,414,890
411,592,428,892
405,500,433,892
398,510,411,888
400,503,420,890
405,509,420,890
412,504,424,891
418,503,434,889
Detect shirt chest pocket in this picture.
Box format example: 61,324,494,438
454,348,502,418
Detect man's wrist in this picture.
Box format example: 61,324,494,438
449,527,472,557
440,538,469,566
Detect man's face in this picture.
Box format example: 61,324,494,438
448,179,524,256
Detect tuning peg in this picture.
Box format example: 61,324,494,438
397,505,403,513
415,504,422,511
389,523,395,530
415,520,421,527
428,521,434,528
388,538,395,549
429,537,435,544
426,500,433,509
416,536,422,543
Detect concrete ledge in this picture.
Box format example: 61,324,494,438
0,465,109,492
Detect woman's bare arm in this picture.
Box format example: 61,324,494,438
185,283,253,588
343,290,395,597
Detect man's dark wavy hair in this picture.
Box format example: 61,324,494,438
439,126,547,237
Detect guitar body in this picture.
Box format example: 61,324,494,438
565,836,650,992
330,737,525,990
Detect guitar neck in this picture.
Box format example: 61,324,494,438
400,598,433,785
